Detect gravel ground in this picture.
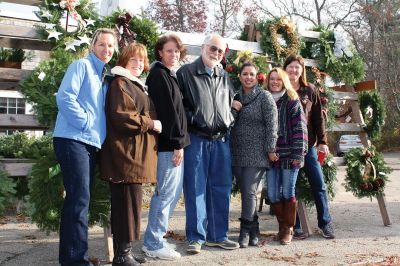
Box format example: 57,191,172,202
0,153,399,266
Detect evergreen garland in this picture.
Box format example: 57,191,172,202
296,154,337,207
0,170,16,215
309,28,365,85
344,146,392,199
359,91,386,140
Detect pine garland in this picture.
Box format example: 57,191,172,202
296,154,337,207
0,170,16,215
359,91,386,140
344,146,392,199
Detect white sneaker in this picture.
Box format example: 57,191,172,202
142,242,176,253
143,246,181,260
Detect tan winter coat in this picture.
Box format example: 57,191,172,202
100,66,158,184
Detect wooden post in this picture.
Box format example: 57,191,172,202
103,220,113,262
376,194,392,226
297,200,312,236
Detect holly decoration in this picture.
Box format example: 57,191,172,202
359,91,386,140
344,146,391,199
296,154,337,207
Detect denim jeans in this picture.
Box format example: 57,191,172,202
295,146,332,229
183,133,232,243
266,167,299,204
54,137,97,266
143,151,184,251
233,166,265,221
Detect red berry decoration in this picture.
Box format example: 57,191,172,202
257,72,266,84
367,182,374,191
225,64,234,73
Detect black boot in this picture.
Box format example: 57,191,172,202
112,241,138,266
249,215,260,246
238,218,251,248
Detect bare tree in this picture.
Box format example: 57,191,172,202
145,0,208,33
346,0,400,127
210,0,242,37
252,0,360,29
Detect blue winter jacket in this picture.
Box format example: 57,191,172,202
53,52,107,149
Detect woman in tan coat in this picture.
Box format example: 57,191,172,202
100,43,162,266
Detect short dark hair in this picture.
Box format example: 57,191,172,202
283,54,308,87
154,34,187,62
116,42,150,72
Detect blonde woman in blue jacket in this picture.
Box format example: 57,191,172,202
53,28,117,266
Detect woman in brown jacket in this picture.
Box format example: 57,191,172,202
100,43,162,266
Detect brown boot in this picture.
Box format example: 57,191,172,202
280,199,297,245
270,201,284,241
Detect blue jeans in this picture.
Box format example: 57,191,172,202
183,133,232,243
266,167,299,204
54,137,97,266
143,151,184,251
295,147,332,229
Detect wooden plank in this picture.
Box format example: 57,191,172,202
0,36,52,51
304,58,318,67
299,30,321,41
0,114,47,129
354,80,376,92
0,23,39,39
376,194,391,226
297,200,312,236
0,68,32,82
2,0,41,5
0,81,20,90
332,91,358,101
329,123,363,132
331,81,376,92
2,162,33,176
165,30,264,54
103,221,114,263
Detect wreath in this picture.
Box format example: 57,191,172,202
359,91,386,140
344,146,392,199
258,17,301,63
301,27,365,85
28,143,110,234
225,50,269,89
296,154,337,207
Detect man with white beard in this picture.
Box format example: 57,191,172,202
177,33,242,255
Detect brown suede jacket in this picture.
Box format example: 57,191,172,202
100,66,158,184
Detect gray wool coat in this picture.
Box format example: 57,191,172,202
231,86,278,168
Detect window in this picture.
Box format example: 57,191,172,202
0,97,25,114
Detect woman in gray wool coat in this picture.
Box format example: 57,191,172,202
231,61,278,248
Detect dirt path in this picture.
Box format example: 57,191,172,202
1,153,399,265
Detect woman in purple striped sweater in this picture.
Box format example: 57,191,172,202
265,68,308,245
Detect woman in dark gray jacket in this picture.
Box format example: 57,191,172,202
231,61,278,248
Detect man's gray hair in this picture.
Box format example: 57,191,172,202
202,33,226,48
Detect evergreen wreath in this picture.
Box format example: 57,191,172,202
359,91,386,140
305,27,365,85
225,50,269,89
258,17,301,63
28,141,110,234
296,154,337,207
344,146,392,199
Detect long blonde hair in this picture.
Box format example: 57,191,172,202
265,67,298,100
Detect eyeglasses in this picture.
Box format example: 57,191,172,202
207,45,224,55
